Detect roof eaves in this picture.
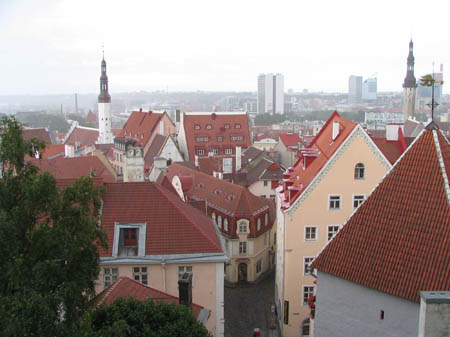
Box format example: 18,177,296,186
433,130,450,208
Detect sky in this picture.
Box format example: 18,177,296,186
1,0,449,95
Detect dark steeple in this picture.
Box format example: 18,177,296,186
403,39,417,88
98,56,111,103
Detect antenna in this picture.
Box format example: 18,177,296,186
102,43,105,59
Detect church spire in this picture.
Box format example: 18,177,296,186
403,39,417,88
98,55,111,103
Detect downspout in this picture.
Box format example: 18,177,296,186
161,261,167,292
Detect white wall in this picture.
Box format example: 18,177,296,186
314,271,419,337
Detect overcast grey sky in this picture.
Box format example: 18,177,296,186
1,0,449,95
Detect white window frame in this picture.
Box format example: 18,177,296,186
353,194,366,209
256,259,263,273
113,223,147,257
239,241,247,255
223,218,229,231
328,194,342,210
303,257,314,276
212,212,216,225
217,215,222,228
327,225,341,241
354,163,365,180
257,218,261,231
224,148,233,155
238,220,248,234
196,149,205,156
304,226,318,242
103,267,118,288
133,266,148,285
302,285,315,306
178,266,193,284
265,213,269,226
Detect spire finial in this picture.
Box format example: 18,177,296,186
102,43,104,60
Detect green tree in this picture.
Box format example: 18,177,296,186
83,298,212,337
0,117,106,336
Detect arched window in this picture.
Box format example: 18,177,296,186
224,218,229,231
218,215,222,228
354,163,365,179
212,212,216,225
257,218,261,231
265,213,269,226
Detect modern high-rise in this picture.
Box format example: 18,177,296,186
348,75,363,103
257,73,284,114
362,77,377,101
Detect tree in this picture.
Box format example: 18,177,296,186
83,298,212,337
0,117,106,336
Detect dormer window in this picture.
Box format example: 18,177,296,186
238,220,248,234
224,124,230,129
113,223,146,257
218,215,222,228
212,212,216,225
257,218,261,231
194,124,201,130
265,213,269,226
235,124,241,129
224,218,229,231
206,124,212,130
354,163,365,179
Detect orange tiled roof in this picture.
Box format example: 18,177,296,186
279,133,302,147
117,110,164,147
23,128,52,144
312,125,450,302
66,126,99,147
95,277,203,318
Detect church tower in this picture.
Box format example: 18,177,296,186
402,39,417,121
96,55,114,144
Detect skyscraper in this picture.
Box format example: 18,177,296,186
257,73,284,114
362,77,377,101
402,39,417,121
348,75,363,103
96,55,114,144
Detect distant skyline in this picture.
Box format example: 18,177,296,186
1,0,449,95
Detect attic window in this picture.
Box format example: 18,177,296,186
226,194,236,201
206,124,212,130
141,134,144,139
213,188,222,195
113,223,147,257
194,124,201,130
224,124,230,129
196,182,204,188
235,124,241,129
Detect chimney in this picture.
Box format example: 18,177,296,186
418,291,450,337
65,144,75,158
332,121,340,140
386,123,403,141
178,273,192,310
236,146,242,171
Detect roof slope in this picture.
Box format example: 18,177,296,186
312,128,450,302
279,133,302,147
165,162,272,218
23,128,52,144
143,134,168,168
65,126,99,147
100,182,223,256
118,110,163,147
94,277,203,318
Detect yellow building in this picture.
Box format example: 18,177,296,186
275,112,394,337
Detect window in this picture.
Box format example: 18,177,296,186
133,267,148,285
194,124,201,130
270,195,276,201
327,225,341,241
239,241,247,255
355,163,365,179
302,318,311,336
284,301,289,325
225,148,233,155
263,180,268,187
239,221,247,233
303,286,315,305
304,257,314,276
119,228,138,256
217,136,223,142
261,195,266,198
206,124,212,130
212,212,216,225
224,124,230,129
353,194,365,209
195,137,208,142
231,136,244,141
329,195,341,210
235,124,241,129
265,213,269,226
217,215,222,228
104,267,118,288
178,266,193,280
224,218,229,231
305,226,317,241
257,218,261,231
196,149,205,155
212,148,219,155
256,259,262,273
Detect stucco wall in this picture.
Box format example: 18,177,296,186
96,261,220,336
249,180,276,199
315,271,419,337
279,130,391,337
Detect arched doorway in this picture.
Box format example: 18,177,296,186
238,263,247,282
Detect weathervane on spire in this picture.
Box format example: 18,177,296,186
421,62,443,122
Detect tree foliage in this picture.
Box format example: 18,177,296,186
83,298,212,337
15,112,70,133
0,117,106,336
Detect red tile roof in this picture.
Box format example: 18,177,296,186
118,110,164,147
279,112,357,208
99,182,223,256
85,110,97,123
312,127,450,303
279,133,302,147
66,126,99,147
143,134,168,169
94,277,203,318
23,128,52,144
29,156,116,183
182,112,251,160
39,144,65,159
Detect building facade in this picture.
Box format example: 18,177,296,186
257,73,284,114
348,75,362,103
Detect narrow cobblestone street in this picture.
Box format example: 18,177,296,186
225,271,279,337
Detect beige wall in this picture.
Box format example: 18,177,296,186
278,130,391,337
249,180,277,200
96,261,219,336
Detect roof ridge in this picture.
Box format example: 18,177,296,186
153,183,223,252
432,130,450,208
97,276,124,306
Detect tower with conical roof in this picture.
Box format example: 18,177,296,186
96,55,114,144
402,39,418,121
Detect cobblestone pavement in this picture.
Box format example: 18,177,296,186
224,271,279,337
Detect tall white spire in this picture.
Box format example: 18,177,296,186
96,53,114,144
